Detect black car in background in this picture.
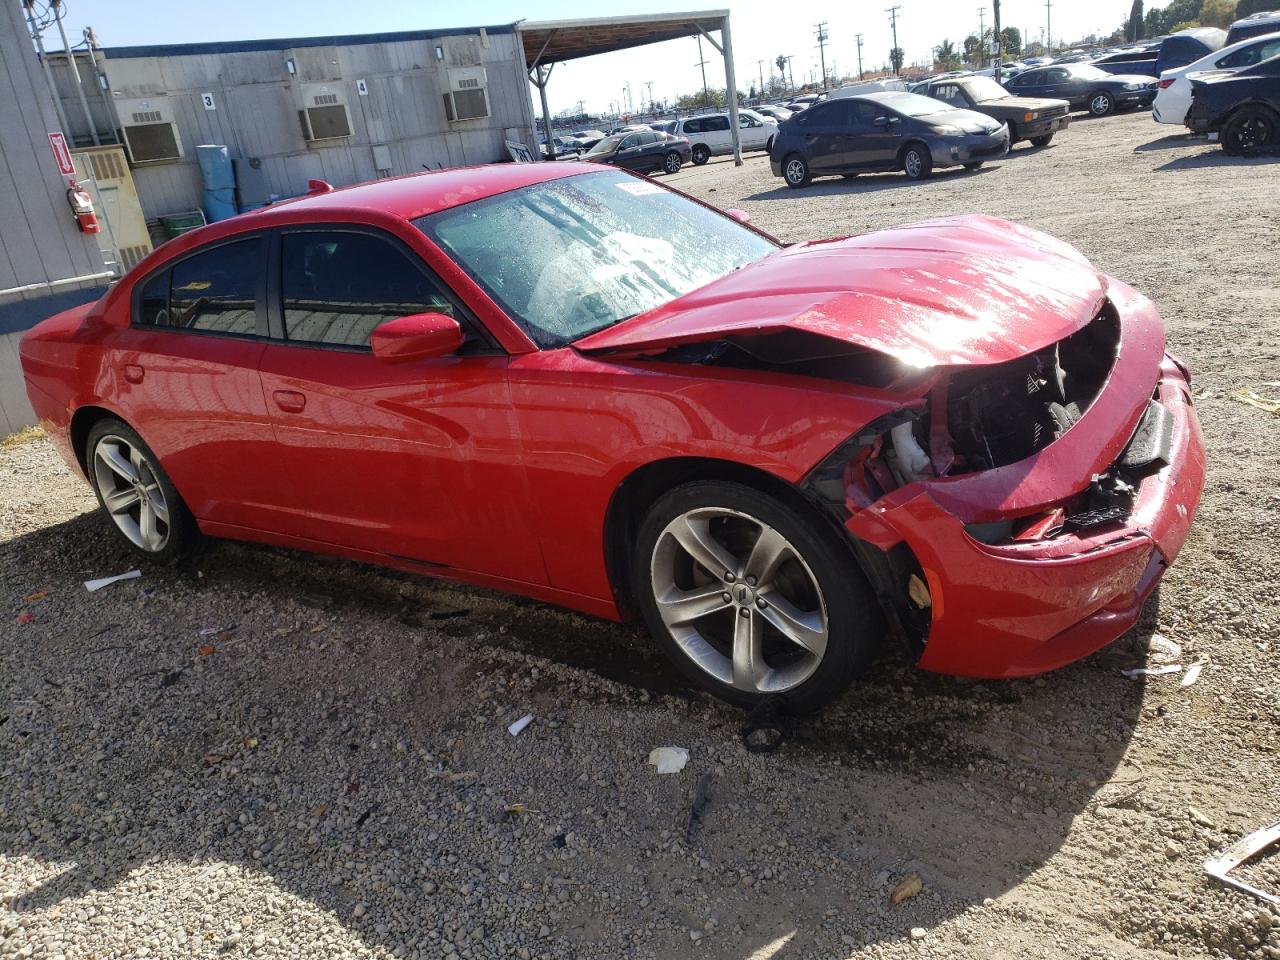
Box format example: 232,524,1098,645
1092,28,1225,77
583,129,692,174
1185,54,1280,153
1227,10,1280,45
919,76,1070,146
1004,63,1158,116
769,91,1008,186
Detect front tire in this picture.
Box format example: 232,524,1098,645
633,481,883,712
1030,133,1054,147
691,144,710,165
1221,106,1277,155
1088,91,1115,117
663,150,683,174
782,154,811,188
86,418,198,564
902,143,933,180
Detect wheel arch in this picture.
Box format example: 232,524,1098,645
69,403,130,477
897,139,932,168
1221,99,1280,125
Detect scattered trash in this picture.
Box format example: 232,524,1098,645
22,590,48,602
504,803,539,816
1231,389,1280,415
197,645,217,656
648,746,689,774
84,570,141,592
1148,634,1181,662
907,574,931,609
16,611,35,625
199,624,235,636
1188,806,1215,828
686,772,712,843
508,714,534,737
309,805,327,818
1121,664,1182,679
1205,818,1280,906
201,752,231,766
1181,656,1208,687
741,697,788,754
240,737,258,749
890,872,924,905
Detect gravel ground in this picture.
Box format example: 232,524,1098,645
3,109,1280,960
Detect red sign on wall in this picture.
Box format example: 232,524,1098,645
48,132,75,177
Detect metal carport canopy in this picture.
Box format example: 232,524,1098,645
519,10,743,166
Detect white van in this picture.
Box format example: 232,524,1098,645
670,112,777,164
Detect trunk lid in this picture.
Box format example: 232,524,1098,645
575,215,1108,368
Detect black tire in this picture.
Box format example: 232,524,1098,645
1030,133,1054,147
1005,120,1018,143
781,153,812,188
85,417,199,564
1088,91,1115,117
1221,106,1277,156
765,135,775,152
901,142,933,180
663,150,683,174
964,161,984,170
632,481,883,713
691,144,710,165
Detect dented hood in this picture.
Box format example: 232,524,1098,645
574,215,1109,367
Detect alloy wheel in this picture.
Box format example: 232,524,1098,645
904,150,922,177
92,434,170,552
664,151,682,173
784,158,806,184
649,507,829,695
1090,94,1112,116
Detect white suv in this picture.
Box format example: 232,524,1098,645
1154,30,1280,124
671,112,777,164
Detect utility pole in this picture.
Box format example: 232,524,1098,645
993,0,1003,83
52,0,100,144
886,5,902,75
1045,0,1052,53
784,55,795,92
814,22,829,90
977,7,986,67
645,80,653,112
695,35,709,104
757,59,765,98
855,33,864,78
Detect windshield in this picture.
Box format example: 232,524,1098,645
1070,64,1110,79
416,170,778,348
877,92,960,116
585,136,623,157
963,77,1011,102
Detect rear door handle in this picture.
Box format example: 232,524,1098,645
273,389,306,413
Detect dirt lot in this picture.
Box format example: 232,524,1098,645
3,109,1279,960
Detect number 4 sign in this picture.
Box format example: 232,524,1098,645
201,92,216,110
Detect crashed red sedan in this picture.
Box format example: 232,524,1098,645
20,164,1204,711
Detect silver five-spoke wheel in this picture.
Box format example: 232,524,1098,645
92,434,170,552
650,507,828,695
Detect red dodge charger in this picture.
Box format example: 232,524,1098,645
20,163,1205,711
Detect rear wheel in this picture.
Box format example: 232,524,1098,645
663,150,683,174
86,418,198,563
1221,106,1277,155
902,143,933,180
1030,133,1054,147
782,154,811,188
1088,91,1115,116
633,481,882,712
691,144,710,165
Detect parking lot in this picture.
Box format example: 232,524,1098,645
2,109,1279,960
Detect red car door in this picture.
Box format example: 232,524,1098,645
256,226,546,583
111,234,296,532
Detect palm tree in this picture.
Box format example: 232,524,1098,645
775,54,788,91
934,39,960,69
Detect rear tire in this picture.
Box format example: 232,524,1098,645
1221,106,1277,155
85,418,199,564
663,150,683,174
691,144,710,165
1030,133,1054,147
782,154,812,188
632,481,883,712
902,143,933,180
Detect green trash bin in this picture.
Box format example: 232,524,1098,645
160,211,206,239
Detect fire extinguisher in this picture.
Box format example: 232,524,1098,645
66,181,100,234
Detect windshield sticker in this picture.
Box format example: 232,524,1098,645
615,181,665,196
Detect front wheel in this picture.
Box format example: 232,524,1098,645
663,150,683,174
782,154,811,188
1221,106,1277,155
691,144,710,165
86,418,199,563
1088,91,1115,117
633,481,883,712
1030,133,1054,147
902,143,933,180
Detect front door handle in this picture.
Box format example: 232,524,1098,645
273,390,306,413
123,363,144,384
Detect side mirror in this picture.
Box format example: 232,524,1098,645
370,312,464,362
725,208,751,224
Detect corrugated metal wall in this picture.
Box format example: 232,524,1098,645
49,27,538,221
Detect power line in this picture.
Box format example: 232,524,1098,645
855,33,864,79
886,6,902,75
814,21,829,91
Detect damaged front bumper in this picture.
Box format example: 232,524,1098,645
834,282,1206,678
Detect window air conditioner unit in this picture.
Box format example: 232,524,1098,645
298,83,353,141
115,96,184,164
443,67,489,122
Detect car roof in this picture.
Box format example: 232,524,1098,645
245,163,593,223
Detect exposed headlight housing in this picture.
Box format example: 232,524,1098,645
930,124,962,135
1123,82,1143,90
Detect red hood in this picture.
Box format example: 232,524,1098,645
575,215,1109,367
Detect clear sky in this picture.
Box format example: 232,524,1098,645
47,0,1145,115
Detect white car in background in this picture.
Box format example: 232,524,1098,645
670,111,777,164
1153,30,1280,123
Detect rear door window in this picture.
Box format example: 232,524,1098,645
167,237,264,336
704,115,731,131
683,118,704,134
